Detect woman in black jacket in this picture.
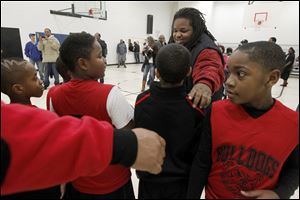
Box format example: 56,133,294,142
280,47,295,86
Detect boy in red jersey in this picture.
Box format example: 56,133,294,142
187,41,299,199
47,33,134,199
46,32,135,199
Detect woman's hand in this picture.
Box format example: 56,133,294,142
188,83,212,109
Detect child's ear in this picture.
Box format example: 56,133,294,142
155,68,160,79
267,69,280,87
77,58,88,71
11,84,25,95
186,67,192,77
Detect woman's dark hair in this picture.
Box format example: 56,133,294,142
169,7,216,50
289,47,295,54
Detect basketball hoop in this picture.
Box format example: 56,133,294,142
253,12,268,31
254,19,264,31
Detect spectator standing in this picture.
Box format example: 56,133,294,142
24,33,44,81
156,34,167,50
133,41,140,63
280,47,295,87
117,39,127,68
37,28,60,89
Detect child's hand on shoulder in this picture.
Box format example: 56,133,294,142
241,190,280,199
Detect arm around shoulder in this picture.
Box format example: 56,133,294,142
1,103,114,195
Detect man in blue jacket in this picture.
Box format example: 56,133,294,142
24,33,44,81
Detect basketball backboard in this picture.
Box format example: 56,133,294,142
73,1,106,19
254,12,268,24
50,1,107,20
243,2,280,30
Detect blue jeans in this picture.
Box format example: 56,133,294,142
29,59,44,81
134,52,140,63
143,63,154,84
43,62,60,87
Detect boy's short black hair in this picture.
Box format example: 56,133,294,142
59,32,96,72
236,41,285,72
155,43,191,84
1,58,28,95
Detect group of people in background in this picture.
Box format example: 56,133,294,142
128,39,141,63
117,34,167,72
2,6,299,200
218,36,297,91
25,29,297,93
25,28,60,90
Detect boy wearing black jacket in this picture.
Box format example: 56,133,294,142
135,43,204,199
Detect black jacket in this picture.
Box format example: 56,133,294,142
97,39,107,58
134,82,204,182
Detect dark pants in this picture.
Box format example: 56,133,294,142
281,67,293,81
70,179,135,199
138,179,188,199
134,52,140,63
44,62,60,87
